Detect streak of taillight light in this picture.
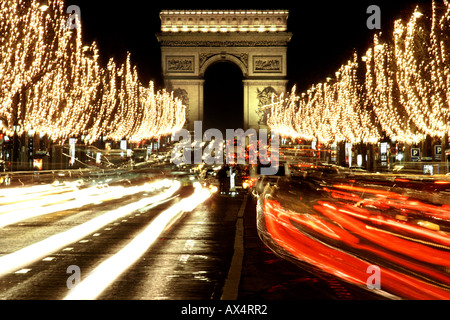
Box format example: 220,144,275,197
316,201,450,268
332,184,408,200
263,199,450,300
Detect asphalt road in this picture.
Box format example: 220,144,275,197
0,179,380,301
0,184,232,300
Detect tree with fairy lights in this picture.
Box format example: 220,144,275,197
0,0,186,146
0,0,72,136
266,0,449,154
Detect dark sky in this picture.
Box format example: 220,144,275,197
68,0,435,92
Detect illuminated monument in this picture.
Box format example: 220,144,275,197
156,10,292,131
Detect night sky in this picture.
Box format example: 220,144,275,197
67,0,435,130
68,0,435,91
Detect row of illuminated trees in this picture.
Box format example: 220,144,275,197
266,0,449,147
0,0,185,145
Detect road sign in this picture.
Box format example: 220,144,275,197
411,148,420,161
435,145,442,160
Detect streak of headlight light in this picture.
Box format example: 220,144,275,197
0,185,77,205
0,184,68,198
0,180,84,203
0,180,181,278
0,186,123,228
0,180,171,229
0,186,99,216
63,184,211,300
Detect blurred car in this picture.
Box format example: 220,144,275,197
250,162,289,197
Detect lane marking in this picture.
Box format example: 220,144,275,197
42,257,55,261
221,195,247,300
15,269,31,274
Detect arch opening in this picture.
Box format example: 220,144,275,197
203,61,243,135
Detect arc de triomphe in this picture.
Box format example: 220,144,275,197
156,10,292,131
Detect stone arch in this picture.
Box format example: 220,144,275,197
199,53,248,78
157,10,291,131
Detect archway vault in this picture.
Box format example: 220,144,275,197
199,53,248,78
156,10,292,131
203,60,244,132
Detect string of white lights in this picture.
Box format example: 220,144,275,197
266,0,449,146
0,0,185,144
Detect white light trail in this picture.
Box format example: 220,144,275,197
63,182,211,300
0,180,180,278
0,182,80,205
0,180,171,229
